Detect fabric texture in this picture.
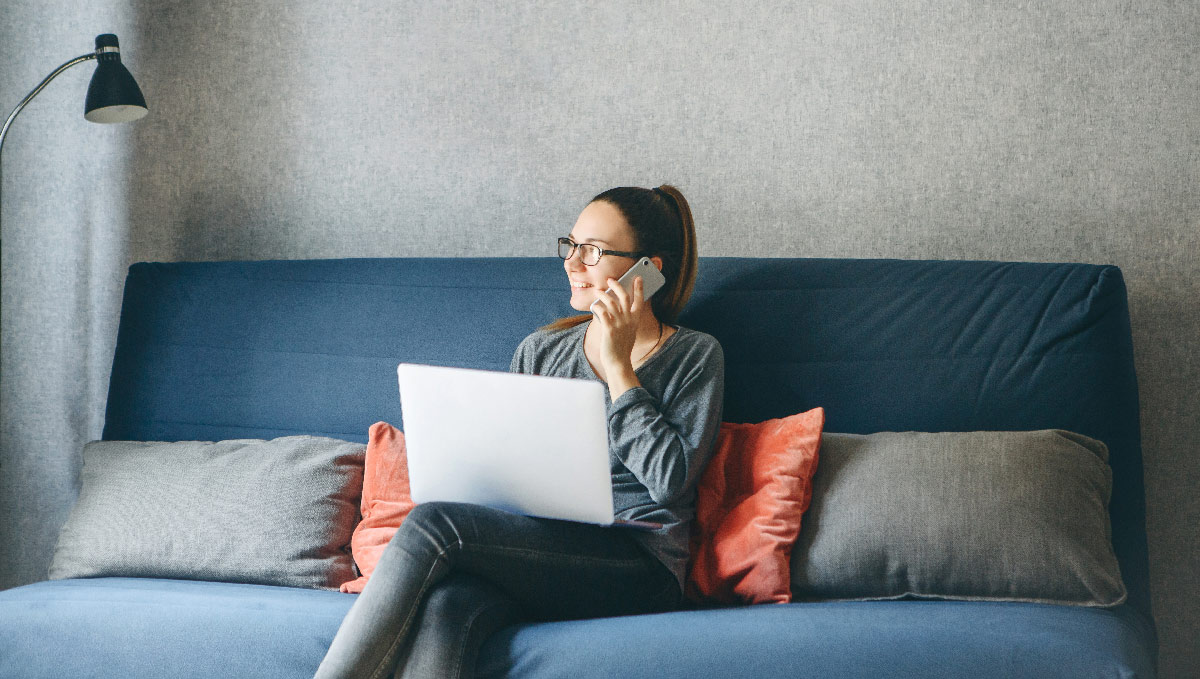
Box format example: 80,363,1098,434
686,407,825,605
49,436,365,590
509,320,725,594
790,430,1127,606
341,422,415,594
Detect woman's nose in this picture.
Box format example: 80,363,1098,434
563,251,585,270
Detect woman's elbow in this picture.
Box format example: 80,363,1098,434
646,465,690,506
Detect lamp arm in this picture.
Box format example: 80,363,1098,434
0,53,98,159
1,53,97,383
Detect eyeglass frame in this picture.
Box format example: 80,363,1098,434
557,236,645,266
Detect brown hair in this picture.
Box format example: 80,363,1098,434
540,184,699,333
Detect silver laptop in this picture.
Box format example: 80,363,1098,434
397,363,660,529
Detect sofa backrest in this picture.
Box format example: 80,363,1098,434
103,256,1150,620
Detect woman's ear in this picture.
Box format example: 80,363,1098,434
651,256,664,271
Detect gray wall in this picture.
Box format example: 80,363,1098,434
2,2,1196,676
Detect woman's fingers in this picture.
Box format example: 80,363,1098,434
590,291,610,315
606,278,625,307
606,277,642,312
593,275,645,321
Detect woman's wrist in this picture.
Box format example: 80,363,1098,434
605,361,640,401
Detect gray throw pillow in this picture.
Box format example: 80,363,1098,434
50,436,366,590
790,430,1126,606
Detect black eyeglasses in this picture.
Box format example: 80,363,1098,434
557,237,643,266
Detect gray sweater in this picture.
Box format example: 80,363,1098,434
509,320,725,592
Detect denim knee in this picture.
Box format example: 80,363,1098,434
399,574,520,679
385,501,473,560
419,574,519,638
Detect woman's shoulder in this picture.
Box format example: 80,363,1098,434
514,321,586,354
671,325,722,349
667,325,724,363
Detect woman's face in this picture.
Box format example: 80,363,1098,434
563,200,642,312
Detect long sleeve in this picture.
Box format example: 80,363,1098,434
606,341,724,506
509,338,528,373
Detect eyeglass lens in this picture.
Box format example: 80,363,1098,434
558,238,601,265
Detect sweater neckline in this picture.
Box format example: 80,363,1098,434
572,320,684,383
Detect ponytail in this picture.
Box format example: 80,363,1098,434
650,185,698,325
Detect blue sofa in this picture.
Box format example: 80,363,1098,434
0,257,1157,678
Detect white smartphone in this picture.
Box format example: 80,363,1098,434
590,257,667,312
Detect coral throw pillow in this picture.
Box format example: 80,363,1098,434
686,407,825,605
340,422,415,594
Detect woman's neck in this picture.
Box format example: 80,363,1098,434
584,310,663,354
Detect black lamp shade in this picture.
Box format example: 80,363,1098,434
84,35,148,124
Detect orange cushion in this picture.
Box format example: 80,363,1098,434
340,422,415,594
686,407,825,605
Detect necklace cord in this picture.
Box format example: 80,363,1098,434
637,320,664,362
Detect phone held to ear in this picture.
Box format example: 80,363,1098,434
590,257,667,313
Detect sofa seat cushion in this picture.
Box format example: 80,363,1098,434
0,578,1155,679
477,600,1155,679
0,577,354,679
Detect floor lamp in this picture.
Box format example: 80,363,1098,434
0,33,148,394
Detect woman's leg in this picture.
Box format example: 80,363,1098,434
314,501,679,679
397,574,520,679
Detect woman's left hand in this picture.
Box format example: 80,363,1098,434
590,275,643,370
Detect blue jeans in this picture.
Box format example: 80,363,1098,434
314,501,682,679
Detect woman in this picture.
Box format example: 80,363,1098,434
315,185,725,679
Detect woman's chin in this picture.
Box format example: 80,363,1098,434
569,291,597,312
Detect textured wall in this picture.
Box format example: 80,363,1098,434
0,0,137,615
2,1,1197,675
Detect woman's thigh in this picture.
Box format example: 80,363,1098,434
390,501,679,620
